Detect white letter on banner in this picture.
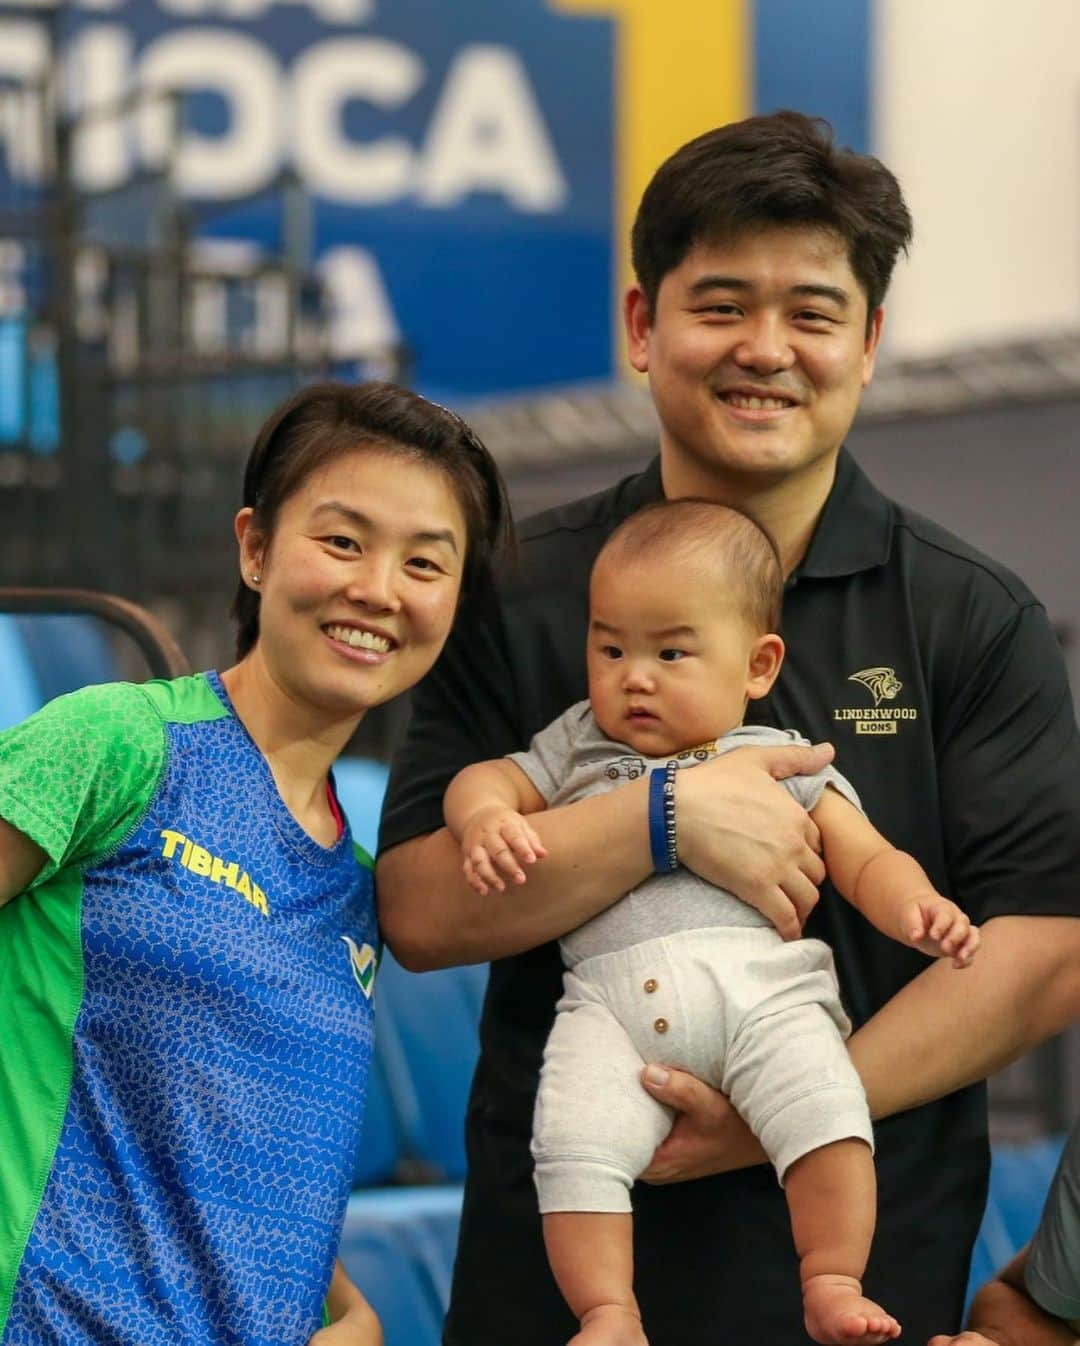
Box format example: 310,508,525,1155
416,45,567,211
138,30,280,197
320,246,400,359
0,21,48,182
69,25,132,190
291,38,421,204
157,0,372,17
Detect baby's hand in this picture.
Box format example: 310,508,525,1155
901,894,980,968
461,807,548,895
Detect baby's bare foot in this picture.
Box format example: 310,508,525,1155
803,1274,901,1345
568,1303,649,1346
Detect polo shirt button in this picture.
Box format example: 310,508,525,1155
653,1017,669,1034
643,978,658,994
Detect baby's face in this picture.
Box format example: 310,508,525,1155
587,553,772,758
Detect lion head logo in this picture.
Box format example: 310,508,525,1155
848,667,903,707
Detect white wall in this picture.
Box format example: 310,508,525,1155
874,0,1080,358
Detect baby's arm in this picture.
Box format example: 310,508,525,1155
444,759,549,895
813,787,980,967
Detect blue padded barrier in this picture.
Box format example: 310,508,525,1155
332,757,390,860
14,614,118,704
373,953,487,1182
352,1047,403,1189
965,1133,1066,1313
989,1134,1065,1249
342,1186,463,1337
337,1205,446,1346
0,616,43,730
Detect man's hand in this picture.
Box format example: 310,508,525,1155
638,1064,766,1183
675,742,833,941
461,806,548,894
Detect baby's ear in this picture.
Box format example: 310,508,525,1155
746,633,784,700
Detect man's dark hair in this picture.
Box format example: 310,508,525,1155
631,110,913,323
596,498,784,633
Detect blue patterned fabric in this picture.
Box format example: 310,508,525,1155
3,672,376,1346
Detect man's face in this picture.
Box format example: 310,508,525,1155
625,226,884,492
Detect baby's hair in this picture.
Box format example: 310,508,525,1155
596,499,783,632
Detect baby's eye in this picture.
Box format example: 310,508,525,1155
601,645,623,660
659,649,686,662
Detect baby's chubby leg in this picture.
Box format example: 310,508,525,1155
786,1139,900,1345
544,1213,648,1346
533,969,674,1346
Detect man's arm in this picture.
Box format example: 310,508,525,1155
929,1247,1080,1346
640,914,1080,1181
379,742,831,971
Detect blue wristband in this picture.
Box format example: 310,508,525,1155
648,765,678,873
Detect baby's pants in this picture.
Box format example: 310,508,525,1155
532,927,873,1214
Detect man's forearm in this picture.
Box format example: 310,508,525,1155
851,915,1080,1122
377,780,652,970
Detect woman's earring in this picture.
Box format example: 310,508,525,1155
251,574,261,584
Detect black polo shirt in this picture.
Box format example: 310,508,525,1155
380,449,1080,1345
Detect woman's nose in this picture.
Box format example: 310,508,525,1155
346,557,400,612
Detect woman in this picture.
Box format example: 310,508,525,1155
0,382,511,1345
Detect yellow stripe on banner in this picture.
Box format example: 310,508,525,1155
552,0,750,367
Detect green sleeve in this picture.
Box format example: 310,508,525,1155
0,682,167,886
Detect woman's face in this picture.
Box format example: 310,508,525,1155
240,447,468,721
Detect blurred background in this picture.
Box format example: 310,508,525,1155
1,0,1078,1329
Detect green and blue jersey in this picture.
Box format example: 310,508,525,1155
0,672,377,1345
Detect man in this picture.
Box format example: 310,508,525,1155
377,112,1080,1344
931,1123,1080,1346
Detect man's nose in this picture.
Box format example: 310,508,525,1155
732,312,795,374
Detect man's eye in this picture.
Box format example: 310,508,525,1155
659,649,686,662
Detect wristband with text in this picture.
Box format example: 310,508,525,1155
648,762,679,873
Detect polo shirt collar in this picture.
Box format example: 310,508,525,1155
791,447,895,581
638,447,893,580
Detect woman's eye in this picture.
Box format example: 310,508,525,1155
407,556,442,574
326,535,359,552
659,649,686,662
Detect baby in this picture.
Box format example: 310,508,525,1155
444,499,979,1346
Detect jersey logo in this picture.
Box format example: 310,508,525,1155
834,666,919,736
160,829,270,916
848,666,903,706
341,936,377,998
